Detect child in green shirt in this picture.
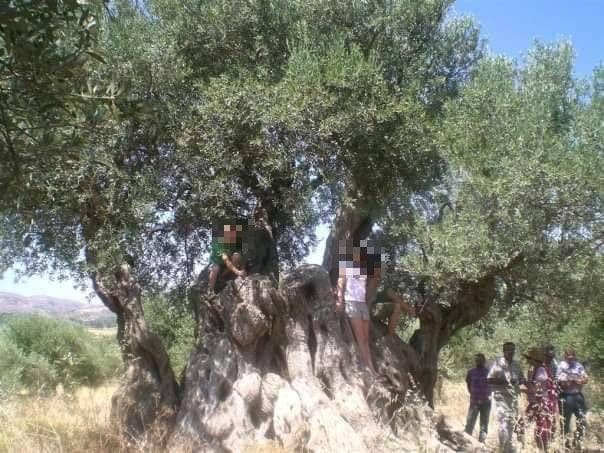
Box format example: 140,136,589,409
208,223,245,293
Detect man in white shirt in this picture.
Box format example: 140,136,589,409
487,342,526,453
557,347,588,449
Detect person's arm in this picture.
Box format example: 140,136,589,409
221,253,245,277
366,267,381,305
466,371,472,394
557,363,571,389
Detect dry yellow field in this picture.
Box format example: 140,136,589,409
87,327,118,337
0,384,121,453
435,379,604,452
1,379,601,452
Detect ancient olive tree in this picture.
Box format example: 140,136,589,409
1,0,602,451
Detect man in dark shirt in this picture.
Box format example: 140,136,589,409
465,353,492,443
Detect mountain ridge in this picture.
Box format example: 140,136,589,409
0,291,114,327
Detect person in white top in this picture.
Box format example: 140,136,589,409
336,244,377,373
487,342,526,453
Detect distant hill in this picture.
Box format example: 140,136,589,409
0,291,115,327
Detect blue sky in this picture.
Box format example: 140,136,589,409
453,0,603,77
1,0,602,302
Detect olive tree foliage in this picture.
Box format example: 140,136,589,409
382,44,603,352
118,0,484,287
407,44,602,299
0,0,483,298
0,0,106,277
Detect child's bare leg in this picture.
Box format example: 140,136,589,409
362,319,376,373
350,317,375,373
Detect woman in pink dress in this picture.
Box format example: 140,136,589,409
524,347,558,452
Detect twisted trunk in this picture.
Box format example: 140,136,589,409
169,267,450,452
415,252,524,405
82,201,179,443
91,266,179,443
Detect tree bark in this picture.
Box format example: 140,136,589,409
81,197,179,444
414,252,524,406
91,265,180,444
167,266,477,452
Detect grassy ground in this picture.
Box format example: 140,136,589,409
1,379,601,452
436,379,604,452
0,384,121,453
87,327,118,337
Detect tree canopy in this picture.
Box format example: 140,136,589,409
0,0,602,373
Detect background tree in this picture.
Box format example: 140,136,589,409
380,44,603,400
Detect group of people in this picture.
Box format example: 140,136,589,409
465,342,589,452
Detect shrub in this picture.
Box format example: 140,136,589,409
0,315,121,396
143,297,195,381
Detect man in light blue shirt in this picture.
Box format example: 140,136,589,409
557,347,589,449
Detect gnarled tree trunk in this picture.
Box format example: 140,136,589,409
415,252,524,405
82,198,179,444
167,266,483,452
91,265,180,444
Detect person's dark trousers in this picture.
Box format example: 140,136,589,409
561,393,587,446
465,401,491,443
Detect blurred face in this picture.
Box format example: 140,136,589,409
475,355,486,368
503,344,515,362
565,352,576,364
223,225,238,243
545,347,555,363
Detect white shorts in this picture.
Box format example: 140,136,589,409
345,300,369,321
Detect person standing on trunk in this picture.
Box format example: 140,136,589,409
487,342,526,453
336,243,376,374
465,353,491,443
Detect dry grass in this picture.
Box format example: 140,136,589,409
1,378,601,452
0,383,121,453
436,378,604,452
87,327,118,337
